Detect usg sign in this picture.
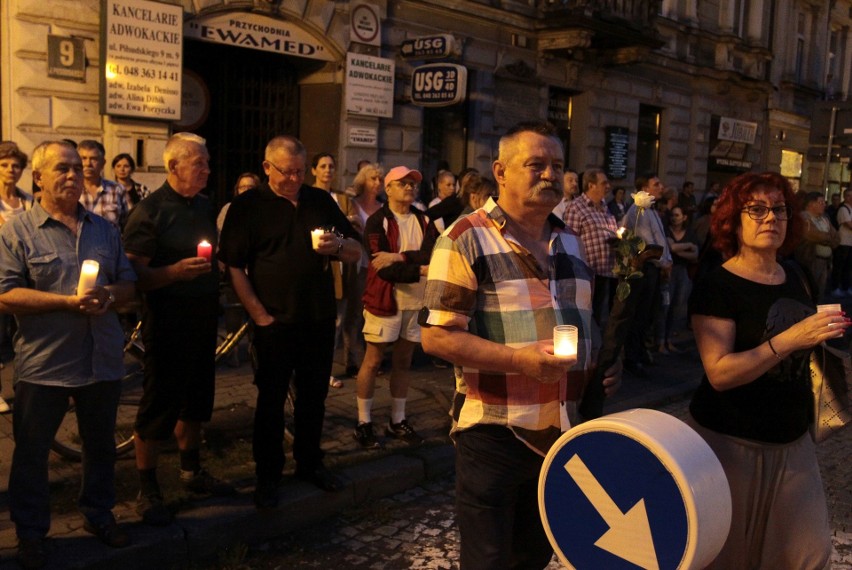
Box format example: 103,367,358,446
411,64,467,107
400,34,459,59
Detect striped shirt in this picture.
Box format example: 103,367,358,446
422,198,594,455
564,193,618,277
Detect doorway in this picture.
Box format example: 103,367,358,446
183,40,310,206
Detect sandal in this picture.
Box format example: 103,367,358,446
329,376,343,389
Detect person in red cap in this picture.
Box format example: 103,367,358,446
353,166,438,448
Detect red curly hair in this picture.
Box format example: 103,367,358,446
710,172,802,260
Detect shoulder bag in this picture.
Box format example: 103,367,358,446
786,260,852,442
810,342,852,443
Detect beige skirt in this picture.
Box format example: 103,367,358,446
686,415,831,570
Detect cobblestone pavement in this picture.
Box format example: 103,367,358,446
207,397,852,570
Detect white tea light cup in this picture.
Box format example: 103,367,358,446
817,304,842,313
77,259,100,296
553,325,578,357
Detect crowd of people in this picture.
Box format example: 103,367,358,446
0,123,845,569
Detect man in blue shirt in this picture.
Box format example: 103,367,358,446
0,140,137,568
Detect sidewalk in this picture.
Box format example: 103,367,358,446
0,334,777,568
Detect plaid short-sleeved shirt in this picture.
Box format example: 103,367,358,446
79,179,128,229
422,198,594,455
564,194,617,277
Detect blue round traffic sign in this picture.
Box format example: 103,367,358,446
539,409,731,570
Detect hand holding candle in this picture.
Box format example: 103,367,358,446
77,260,100,296
197,240,213,263
553,325,578,357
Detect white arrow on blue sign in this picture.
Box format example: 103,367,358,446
538,409,731,570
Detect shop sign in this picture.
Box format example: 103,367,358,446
400,34,459,60
411,64,467,107
717,117,757,144
350,2,381,46
184,12,334,62
348,126,377,147
101,0,184,121
604,126,629,180
47,35,86,82
345,53,394,118
708,115,753,172
174,70,210,131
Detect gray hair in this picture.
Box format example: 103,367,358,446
163,132,207,166
31,140,77,173
265,135,306,161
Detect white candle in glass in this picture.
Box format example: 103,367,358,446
311,228,326,250
553,325,578,357
616,227,627,239
816,304,842,313
77,260,100,296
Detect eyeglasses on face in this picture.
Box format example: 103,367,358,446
741,204,792,221
266,161,304,179
390,180,417,189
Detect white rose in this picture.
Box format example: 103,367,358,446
631,190,655,209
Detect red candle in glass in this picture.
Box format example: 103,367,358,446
197,240,213,262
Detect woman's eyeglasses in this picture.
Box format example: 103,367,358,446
741,204,792,221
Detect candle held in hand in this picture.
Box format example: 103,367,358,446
311,228,326,251
197,240,213,262
77,260,100,296
553,325,578,357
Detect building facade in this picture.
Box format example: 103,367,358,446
1,0,849,206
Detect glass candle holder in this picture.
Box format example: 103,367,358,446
553,325,578,357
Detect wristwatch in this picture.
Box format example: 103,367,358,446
106,290,115,306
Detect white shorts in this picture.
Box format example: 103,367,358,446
363,309,421,344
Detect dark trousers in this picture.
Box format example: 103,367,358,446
625,263,661,362
10,380,121,539
831,245,852,291
592,276,618,327
455,425,553,570
252,319,334,483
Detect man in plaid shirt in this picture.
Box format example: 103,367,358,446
564,168,618,325
78,140,129,230
421,122,621,569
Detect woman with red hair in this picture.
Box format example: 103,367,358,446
688,172,847,568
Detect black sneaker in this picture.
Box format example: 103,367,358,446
180,468,237,496
385,419,424,447
83,518,130,548
353,422,382,449
17,537,47,569
253,479,279,509
136,491,173,527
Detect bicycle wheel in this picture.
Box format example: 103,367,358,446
51,335,144,461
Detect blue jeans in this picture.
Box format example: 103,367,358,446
10,380,121,539
455,425,553,570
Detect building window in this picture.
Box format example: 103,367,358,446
826,29,838,97
794,12,806,83
636,105,662,176
780,150,803,188
548,87,573,168
732,0,748,38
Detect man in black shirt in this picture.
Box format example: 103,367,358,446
123,133,234,527
219,135,360,508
